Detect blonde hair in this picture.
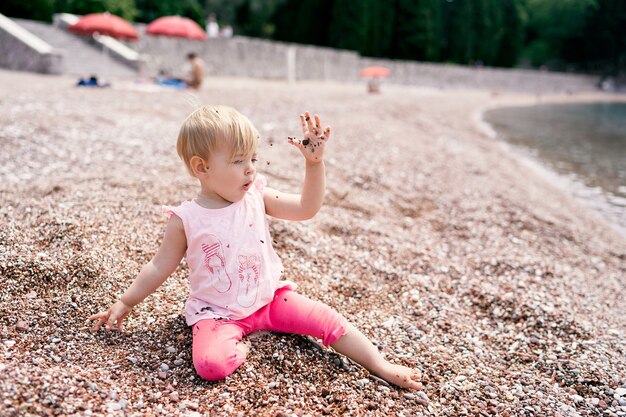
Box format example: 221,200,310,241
176,105,259,176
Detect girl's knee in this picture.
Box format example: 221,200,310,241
193,349,244,381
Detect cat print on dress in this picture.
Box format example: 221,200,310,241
201,235,232,293
237,254,261,307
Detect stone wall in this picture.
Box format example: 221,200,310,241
133,29,596,94
359,57,597,93
133,32,360,82
0,14,62,74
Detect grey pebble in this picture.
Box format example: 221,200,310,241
355,378,370,388
127,357,137,364
159,363,169,372
173,359,184,366
166,346,176,353
106,402,121,411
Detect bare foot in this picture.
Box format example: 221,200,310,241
374,362,423,390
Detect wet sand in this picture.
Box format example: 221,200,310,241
1,69,625,416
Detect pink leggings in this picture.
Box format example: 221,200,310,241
192,287,347,381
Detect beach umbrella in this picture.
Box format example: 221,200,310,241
146,16,206,40
69,12,139,40
359,66,390,78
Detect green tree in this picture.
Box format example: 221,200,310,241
391,0,442,61
361,0,395,58
1,0,55,22
573,0,626,77
494,0,525,67
472,0,505,65
523,0,597,67
442,0,474,64
328,0,369,52
235,0,284,38
134,0,204,26
272,0,332,45
54,0,139,21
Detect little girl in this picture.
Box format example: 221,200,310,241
89,105,422,390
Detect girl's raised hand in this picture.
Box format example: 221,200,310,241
288,111,331,163
88,300,133,333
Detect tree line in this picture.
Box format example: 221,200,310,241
2,0,625,77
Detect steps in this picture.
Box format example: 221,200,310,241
13,18,138,78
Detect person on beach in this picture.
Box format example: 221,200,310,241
185,53,204,90
88,106,422,389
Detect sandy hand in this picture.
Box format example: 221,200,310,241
288,111,331,163
88,300,133,333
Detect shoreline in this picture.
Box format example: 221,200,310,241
474,95,626,240
1,69,625,416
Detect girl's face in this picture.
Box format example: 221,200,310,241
203,144,257,205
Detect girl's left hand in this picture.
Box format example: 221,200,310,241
288,111,331,163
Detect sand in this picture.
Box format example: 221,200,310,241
1,69,625,416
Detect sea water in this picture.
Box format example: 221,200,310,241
484,102,626,237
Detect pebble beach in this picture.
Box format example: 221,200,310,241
1,69,625,416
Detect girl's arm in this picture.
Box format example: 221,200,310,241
89,215,187,332
264,111,331,221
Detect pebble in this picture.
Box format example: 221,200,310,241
127,357,137,364
355,378,370,388
159,363,169,372
4,340,16,348
16,320,29,331
106,402,121,411
616,388,626,397
403,393,416,400
173,359,184,366
166,346,176,353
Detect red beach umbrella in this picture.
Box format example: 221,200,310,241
146,16,207,40
69,12,139,40
359,66,390,78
